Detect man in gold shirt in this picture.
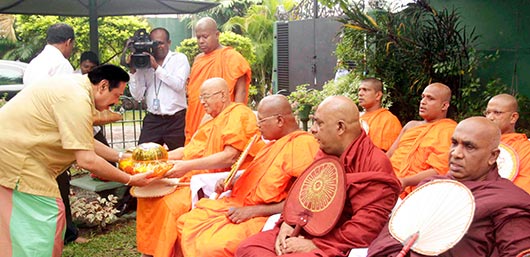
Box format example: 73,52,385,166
0,65,155,257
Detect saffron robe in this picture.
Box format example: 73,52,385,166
185,47,251,143
235,132,401,257
501,133,530,194
390,118,456,197
367,167,530,257
136,103,260,257
178,131,319,257
360,108,402,152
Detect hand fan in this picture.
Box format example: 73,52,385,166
130,178,190,198
283,156,346,237
389,179,475,256
497,142,519,181
215,134,258,199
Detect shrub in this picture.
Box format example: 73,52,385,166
176,31,256,66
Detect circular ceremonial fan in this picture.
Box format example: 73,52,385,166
497,142,519,181
389,180,475,256
130,178,188,198
283,157,346,236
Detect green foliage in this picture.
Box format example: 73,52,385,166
287,84,322,115
288,73,393,116
4,15,149,67
516,94,530,137
176,31,256,67
328,0,503,122
0,93,7,108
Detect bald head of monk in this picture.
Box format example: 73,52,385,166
195,17,221,54
419,82,451,122
199,77,230,118
485,93,519,134
256,95,299,141
310,96,362,157
449,117,500,182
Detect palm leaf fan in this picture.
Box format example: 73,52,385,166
389,179,475,256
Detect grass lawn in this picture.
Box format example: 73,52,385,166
62,218,138,257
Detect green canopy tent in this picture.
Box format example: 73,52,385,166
0,0,218,54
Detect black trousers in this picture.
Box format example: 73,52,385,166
138,109,186,150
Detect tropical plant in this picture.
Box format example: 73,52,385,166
324,0,503,122
176,31,255,66
3,15,149,67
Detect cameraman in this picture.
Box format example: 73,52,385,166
126,27,190,149
119,28,190,216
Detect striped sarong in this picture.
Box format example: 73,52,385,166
0,186,65,257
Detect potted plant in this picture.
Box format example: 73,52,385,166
288,84,322,130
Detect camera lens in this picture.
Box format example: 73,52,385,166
132,54,150,69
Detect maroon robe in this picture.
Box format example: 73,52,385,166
236,131,401,257
367,166,530,257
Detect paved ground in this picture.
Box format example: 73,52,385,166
103,123,142,150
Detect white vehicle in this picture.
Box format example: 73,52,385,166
0,60,28,100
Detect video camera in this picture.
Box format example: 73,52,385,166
128,29,159,69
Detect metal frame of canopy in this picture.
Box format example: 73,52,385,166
0,0,218,54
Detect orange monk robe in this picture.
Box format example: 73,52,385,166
501,133,530,194
360,108,402,152
185,47,251,144
136,102,263,257
177,131,319,257
390,118,456,198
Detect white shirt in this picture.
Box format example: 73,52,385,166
128,51,190,115
23,45,74,86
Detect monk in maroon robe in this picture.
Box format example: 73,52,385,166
368,117,530,257
236,96,401,257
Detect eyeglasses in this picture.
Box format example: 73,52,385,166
483,110,508,116
257,114,282,124
199,90,223,101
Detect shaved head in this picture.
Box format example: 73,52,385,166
485,93,519,134
195,17,218,32
419,83,451,121
428,83,452,102
257,95,298,140
258,94,293,116
311,96,361,156
195,17,220,54
449,117,500,182
488,94,518,112
200,77,229,117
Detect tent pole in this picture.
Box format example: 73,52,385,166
89,0,99,55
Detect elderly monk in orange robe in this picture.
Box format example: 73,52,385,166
485,94,530,194
386,83,457,198
235,96,401,257
368,117,530,257
358,78,402,152
175,95,319,257
185,17,252,143
136,78,261,257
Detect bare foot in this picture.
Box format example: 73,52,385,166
74,236,90,244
